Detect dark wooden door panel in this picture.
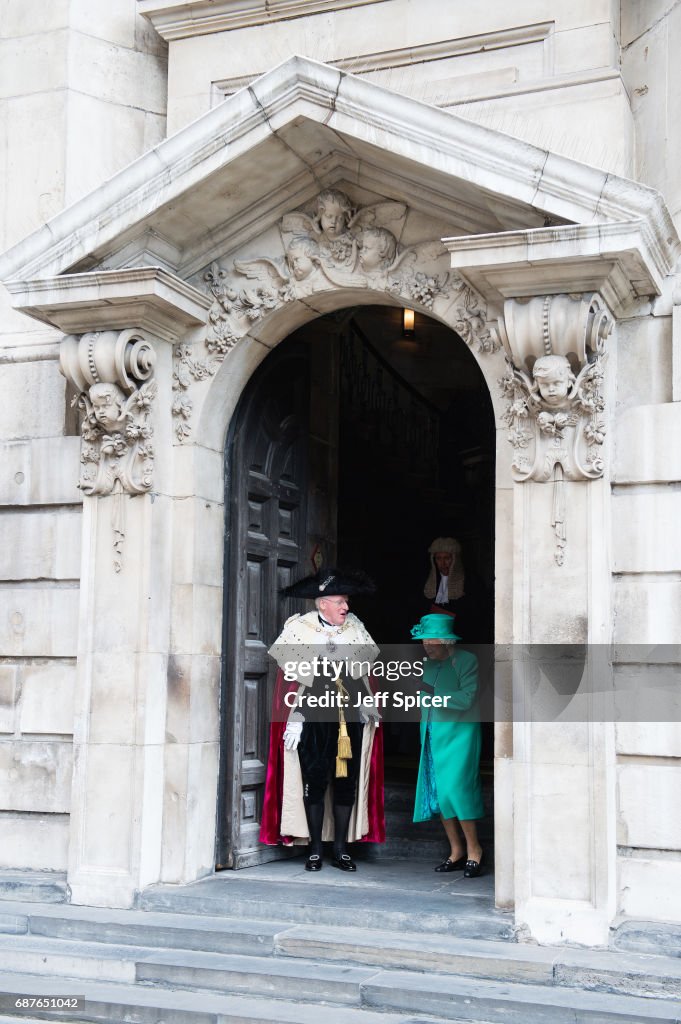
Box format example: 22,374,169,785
218,345,309,869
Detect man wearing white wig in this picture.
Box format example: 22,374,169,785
424,536,465,611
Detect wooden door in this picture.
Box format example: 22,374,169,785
217,345,309,868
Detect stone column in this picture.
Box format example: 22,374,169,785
59,328,175,907
498,293,616,944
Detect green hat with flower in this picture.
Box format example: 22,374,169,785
410,613,461,641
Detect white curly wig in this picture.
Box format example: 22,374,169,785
423,536,465,602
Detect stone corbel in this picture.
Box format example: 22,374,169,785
441,218,678,560
497,293,613,565
59,329,158,571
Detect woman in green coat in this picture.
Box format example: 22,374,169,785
411,613,484,877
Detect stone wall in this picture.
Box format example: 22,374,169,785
611,293,681,921
0,0,168,870
621,0,681,232
147,0,632,175
0,375,82,869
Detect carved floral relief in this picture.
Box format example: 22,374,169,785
173,188,498,440
498,294,612,565
60,330,158,571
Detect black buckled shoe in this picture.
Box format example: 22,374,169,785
463,853,484,878
332,853,357,872
434,856,466,872
305,854,322,871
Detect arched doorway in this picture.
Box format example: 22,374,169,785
217,304,496,871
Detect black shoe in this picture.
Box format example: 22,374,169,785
332,853,357,872
305,854,322,871
463,853,484,878
434,856,466,873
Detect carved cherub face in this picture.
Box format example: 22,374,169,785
533,355,574,407
316,190,352,240
358,227,397,271
286,236,319,281
89,382,125,430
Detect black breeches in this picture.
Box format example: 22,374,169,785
298,720,364,806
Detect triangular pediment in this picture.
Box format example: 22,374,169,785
0,56,678,287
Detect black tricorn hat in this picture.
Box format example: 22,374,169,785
281,567,376,599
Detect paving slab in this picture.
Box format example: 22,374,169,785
193,856,496,898
139,866,509,941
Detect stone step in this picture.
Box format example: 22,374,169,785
0,872,67,905
361,837,451,860
0,900,288,956
136,948,377,1004
0,972,459,1024
4,900,680,1003
0,955,678,1024
0,934,144,984
362,970,681,1023
384,809,448,834
137,946,681,1015
611,917,681,958
138,874,511,942
0,1018,55,1023
275,922,681,1000
383,780,493,813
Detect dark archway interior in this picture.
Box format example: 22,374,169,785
285,304,496,780
219,302,497,868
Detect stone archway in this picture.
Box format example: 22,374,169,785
52,210,617,938
177,197,516,893
214,300,498,872
4,56,675,940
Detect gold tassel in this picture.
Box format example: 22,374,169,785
335,679,352,777
337,719,352,759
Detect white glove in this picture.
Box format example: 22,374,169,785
360,707,381,728
283,719,303,751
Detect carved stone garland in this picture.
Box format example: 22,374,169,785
60,330,157,571
497,294,613,566
172,187,498,440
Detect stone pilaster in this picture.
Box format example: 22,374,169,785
59,325,175,907
20,268,214,907
496,291,615,944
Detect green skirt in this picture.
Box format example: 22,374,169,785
413,719,484,822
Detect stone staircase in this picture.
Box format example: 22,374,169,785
0,865,680,1024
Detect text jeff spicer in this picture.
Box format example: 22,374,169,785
283,690,451,710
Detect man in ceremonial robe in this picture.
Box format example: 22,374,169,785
259,569,385,871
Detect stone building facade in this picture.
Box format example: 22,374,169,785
1,0,680,947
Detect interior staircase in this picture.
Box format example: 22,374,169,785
0,864,680,1024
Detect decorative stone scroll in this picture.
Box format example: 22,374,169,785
174,188,498,440
59,330,158,571
498,294,613,565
